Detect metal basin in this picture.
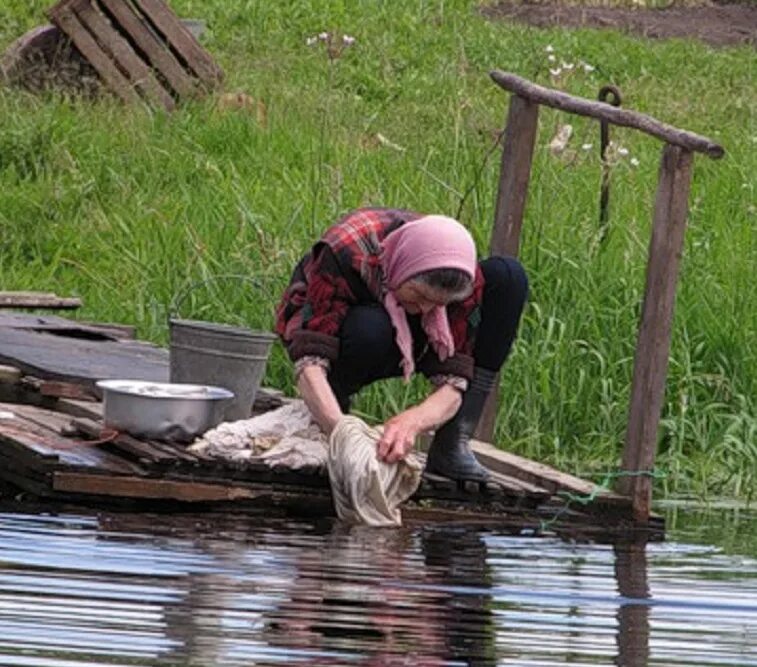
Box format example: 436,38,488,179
96,380,234,443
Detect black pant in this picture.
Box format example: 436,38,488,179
327,256,528,411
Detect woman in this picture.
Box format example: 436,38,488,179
275,207,528,482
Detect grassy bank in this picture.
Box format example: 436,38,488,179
1,1,754,499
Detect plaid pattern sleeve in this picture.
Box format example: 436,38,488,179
275,242,356,362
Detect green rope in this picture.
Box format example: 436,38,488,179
538,468,668,532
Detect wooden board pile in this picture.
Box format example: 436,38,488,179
46,0,223,109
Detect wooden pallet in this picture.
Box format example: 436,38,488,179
47,0,223,109
0,312,652,531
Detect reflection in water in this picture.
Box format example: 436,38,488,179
615,542,649,667
0,506,756,665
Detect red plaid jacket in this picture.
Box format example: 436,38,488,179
275,207,484,381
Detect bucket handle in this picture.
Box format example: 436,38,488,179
169,273,276,323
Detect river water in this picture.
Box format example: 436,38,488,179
0,503,755,666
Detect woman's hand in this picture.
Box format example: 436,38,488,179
377,384,464,464
377,408,423,463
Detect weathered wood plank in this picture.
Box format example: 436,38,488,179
71,417,174,463
477,93,540,442
472,439,600,496
619,145,694,521
71,0,175,110
98,0,197,98
0,420,63,463
0,402,75,435
53,471,258,501
37,380,98,402
0,327,169,392
45,397,103,421
132,0,222,86
75,321,136,340
0,312,121,340
48,2,140,104
490,70,724,159
0,292,82,310
0,406,144,474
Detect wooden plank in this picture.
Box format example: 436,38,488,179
0,408,144,474
48,2,140,104
619,145,694,521
98,0,197,98
71,0,175,110
490,71,724,159
477,93,539,442
0,421,63,463
53,471,257,501
38,380,98,402
71,417,174,463
487,469,551,498
0,402,75,435
76,320,136,340
132,0,222,86
0,327,169,392
0,292,81,310
0,312,119,340
472,439,607,497
50,398,103,421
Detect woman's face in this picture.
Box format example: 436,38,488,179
394,280,453,315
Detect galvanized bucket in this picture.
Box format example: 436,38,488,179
169,319,276,421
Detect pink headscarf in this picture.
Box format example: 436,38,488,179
380,215,477,381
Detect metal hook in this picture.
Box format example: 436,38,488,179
598,85,623,231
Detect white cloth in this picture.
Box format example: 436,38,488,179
327,415,422,527
191,401,422,526
189,400,326,467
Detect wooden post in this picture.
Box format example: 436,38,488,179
476,94,539,442
617,144,694,520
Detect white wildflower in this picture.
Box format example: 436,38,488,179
618,147,630,157
562,61,575,71
545,45,554,53
306,36,317,46
342,34,356,46
583,63,595,73
318,31,330,41
549,67,562,77
630,157,640,167
581,143,593,151
547,54,556,63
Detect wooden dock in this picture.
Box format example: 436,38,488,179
0,313,662,539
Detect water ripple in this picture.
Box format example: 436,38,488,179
0,509,755,666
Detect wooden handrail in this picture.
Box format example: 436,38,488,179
490,70,725,159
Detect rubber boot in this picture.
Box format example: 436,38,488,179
425,367,496,482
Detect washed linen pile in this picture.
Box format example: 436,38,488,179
189,400,421,527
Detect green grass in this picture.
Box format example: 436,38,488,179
0,1,755,499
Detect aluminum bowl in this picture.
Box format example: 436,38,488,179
96,380,234,443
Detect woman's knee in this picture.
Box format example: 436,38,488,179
339,304,397,359
480,256,529,309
